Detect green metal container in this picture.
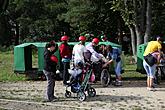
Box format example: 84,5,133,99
136,43,148,73
14,42,47,74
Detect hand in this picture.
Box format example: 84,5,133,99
103,63,107,68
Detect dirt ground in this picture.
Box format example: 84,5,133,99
0,80,165,110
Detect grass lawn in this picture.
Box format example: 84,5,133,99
0,51,146,81
122,55,146,80
0,51,26,81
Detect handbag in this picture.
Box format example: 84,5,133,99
144,53,157,66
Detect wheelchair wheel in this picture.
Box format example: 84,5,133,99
87,87,96,97
65,90,71,98
100,69,110,87
77,91,86,101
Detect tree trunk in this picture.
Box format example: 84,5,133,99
144,0,152,43
134,0,144,47
117,18,122,45
140,0,146,33
0,0,9,13
15,22,19,45
129,26,137,62
135,25,143,46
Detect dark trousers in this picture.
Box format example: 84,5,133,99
62,62,70,85
43,70,55,101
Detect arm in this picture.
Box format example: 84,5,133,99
59,44,65,58
86,44,101,59
44,49,55,67
72,46,76,62
103,59,114,68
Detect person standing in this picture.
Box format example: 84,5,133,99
43,41,58,102
72,36,87,66
59,36,72,86
85,38,102,60
143,36,163,91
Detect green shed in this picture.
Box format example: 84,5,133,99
14,42,46,73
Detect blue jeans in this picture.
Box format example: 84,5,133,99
43,70,55,101
115,61,122,77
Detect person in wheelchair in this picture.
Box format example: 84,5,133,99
103,45,122,86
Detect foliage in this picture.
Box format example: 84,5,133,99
152,0,165,35
0,0,165,45
0,14,12,46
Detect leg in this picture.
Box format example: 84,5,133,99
143,60,151,89
115,61,122,81
147,77,150,88
43,70,55,101
148,64,156,89
63,62,70,85
115,61,122,86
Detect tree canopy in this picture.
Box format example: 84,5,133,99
0,0,165,50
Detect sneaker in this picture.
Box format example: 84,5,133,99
42,96,58,102
63,83,69,86
52,96,58,100
115,81,122,86
42,99,51,102
147,87,156,91
51,98,58,102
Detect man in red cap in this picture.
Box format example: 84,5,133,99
59,36,72,86
85,38,102,61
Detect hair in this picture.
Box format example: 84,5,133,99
158,37,164,42
46,40,56,48
106,45,113,53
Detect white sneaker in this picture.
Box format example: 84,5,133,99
147,87,156,91
115,81,122,86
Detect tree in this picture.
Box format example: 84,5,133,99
152,0,165,36
0,0,9,14
59,0,127,42
111,0,154,61
59,0,96,35
6,0,69,44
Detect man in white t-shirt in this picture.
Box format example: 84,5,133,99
72,36,87,66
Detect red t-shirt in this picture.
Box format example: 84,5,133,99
59,43,72,59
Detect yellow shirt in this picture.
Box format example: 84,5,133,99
143,41,162,56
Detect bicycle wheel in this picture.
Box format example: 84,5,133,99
100,69,110,87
